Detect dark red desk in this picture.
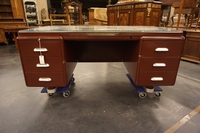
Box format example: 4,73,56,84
17,26,185,89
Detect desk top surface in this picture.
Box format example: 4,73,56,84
19,26,182,34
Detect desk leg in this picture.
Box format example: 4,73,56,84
13,32,18,49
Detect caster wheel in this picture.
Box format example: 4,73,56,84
71,77,75,83
63,90,70,98
154,92,162,98
48,93,54,97
139,92,147,98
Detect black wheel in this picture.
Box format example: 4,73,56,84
154,92,162,98
139,92,147,98
48,93,54,97
71,77,75,83
63,90,70,98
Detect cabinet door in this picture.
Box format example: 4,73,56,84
10,0,25,19
149,9,161,26
118,10,131,25
133,9,147,26
107,9,117,25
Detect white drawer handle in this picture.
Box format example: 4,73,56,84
155,48,169,52
151,77,163,81
34,48,48,52
36,64,50,68
39,78,51,82
153,63,166,67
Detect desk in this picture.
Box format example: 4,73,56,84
17,26,184,89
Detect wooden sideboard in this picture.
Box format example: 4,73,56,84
17,26,184,89
107,0,162,26
0,0,26,44
182,30,200,64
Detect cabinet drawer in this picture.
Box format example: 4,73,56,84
140,36,184,57
24,72,67,87
21,57,65,72
139,58,180,71
17,37,63,56
136,71,177,86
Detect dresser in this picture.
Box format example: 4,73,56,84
17,26,184,89
107,0,162,26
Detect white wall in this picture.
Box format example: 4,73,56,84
36,0,49,23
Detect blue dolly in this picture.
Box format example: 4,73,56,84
126,74,162,98
41,75,75,98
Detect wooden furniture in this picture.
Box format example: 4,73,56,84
171,0,197,30
195,7,200,31
50,14,71,25
0,0,27,44
182,30,200,63
107,0,162,26
63,0,83,25
17,26,184,90
88,8,107,25
2,26,30,48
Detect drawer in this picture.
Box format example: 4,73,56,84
139,57,180,71
17,36,63,57
135,4,147,8
24,72,67,87
21,57,65,72
136,71,177,86
140,36,184,57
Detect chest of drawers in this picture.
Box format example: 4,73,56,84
135,36,185,86
17,36,69,87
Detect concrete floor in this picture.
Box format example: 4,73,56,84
0,44,200,133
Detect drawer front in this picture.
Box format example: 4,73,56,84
135,4,147,8
139,57,180,71
140,36,185,57
136,71,177,86
21,57,65,72
17,37,63,57
24,72,67,87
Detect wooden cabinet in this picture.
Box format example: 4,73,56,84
17,36,68,87
136,36,185,86
107,1,162,26
63,0,83,25
0,0,26,44
182,31,200,64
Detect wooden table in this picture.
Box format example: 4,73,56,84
2,26,30,48
17,26,185,90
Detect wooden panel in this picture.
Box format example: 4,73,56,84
181,31,200,63
118,11,131,25
134,10,146,25
10,0,25,19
